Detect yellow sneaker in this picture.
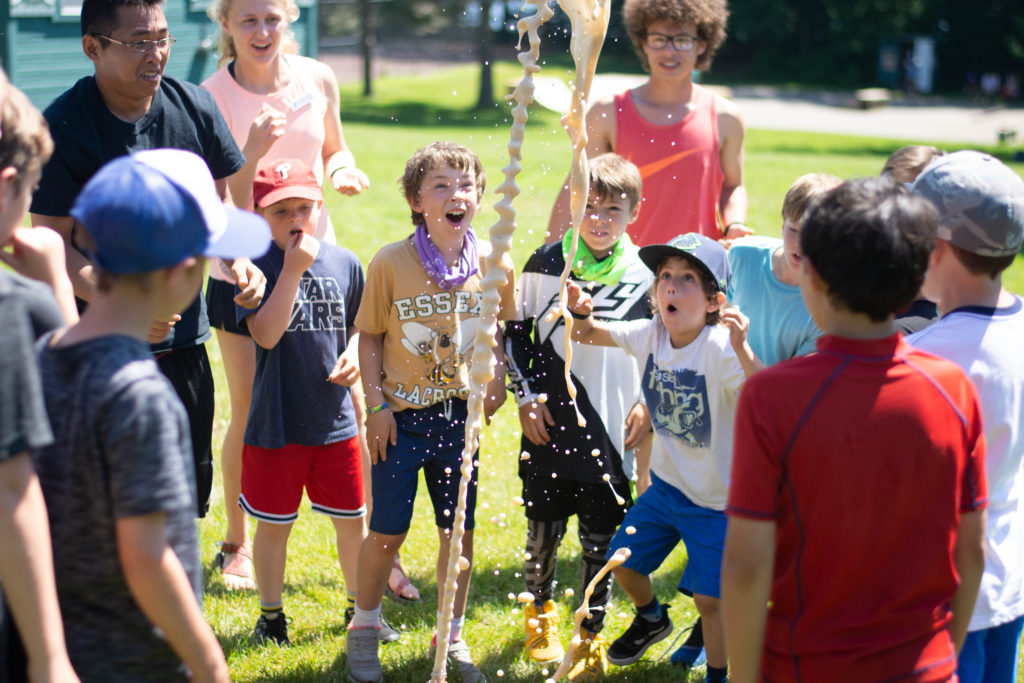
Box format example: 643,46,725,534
567,630,608,681
524,600,564,663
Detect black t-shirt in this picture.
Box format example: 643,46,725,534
31,75,245,353
895,298,940,336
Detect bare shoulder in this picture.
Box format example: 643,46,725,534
585,94,618,153
295,55,339,95
713,92,745,139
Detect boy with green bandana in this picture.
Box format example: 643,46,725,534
505,153,653,680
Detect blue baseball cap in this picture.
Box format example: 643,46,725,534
638,232,731,292
71,149,271,274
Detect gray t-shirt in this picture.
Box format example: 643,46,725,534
0,271,63,680
33,334,199,682
0,272,62,461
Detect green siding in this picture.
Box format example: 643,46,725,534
2,0,318,110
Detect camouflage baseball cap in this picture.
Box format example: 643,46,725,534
638,233,731,293
911,150,1024,257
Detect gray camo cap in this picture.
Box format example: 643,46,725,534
911,150,1024,257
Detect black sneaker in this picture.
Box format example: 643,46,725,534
607,605,673,666
254,613,290,646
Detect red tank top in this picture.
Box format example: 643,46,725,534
614,85,724,245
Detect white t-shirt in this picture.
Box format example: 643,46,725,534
909,297,1024,631
610,318,745,510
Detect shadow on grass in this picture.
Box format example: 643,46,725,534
336,96,561,129
746,129,1024,162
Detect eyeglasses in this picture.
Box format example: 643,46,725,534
92,33,176,53
644,33,698,52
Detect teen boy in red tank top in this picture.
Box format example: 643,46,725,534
546,0,749,246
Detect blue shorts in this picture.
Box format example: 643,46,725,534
958,615,1024,683
369,399,478,535
607,472,726,598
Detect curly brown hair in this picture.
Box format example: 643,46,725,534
648,256,723,326
400,142,485,226
623,0,729,73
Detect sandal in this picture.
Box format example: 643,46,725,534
216,542,256,591
385,554,421,604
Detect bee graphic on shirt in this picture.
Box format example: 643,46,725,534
401,320,475,386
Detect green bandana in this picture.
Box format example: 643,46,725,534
562,230,637,286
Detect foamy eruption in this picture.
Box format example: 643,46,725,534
551,0,611,431
549,547,630,681
430,1,609,679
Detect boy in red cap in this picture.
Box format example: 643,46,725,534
237,159,377,647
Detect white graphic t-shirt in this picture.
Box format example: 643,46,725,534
611,318,745,510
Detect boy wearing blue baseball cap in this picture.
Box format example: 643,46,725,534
566,233,761,682
31,148,269,681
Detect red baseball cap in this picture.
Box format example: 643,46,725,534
253,159,323,208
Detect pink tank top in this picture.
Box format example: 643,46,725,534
614,85,724,245
202,55,335,280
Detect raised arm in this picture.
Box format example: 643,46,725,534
318,61,369,196
545,97,616,243
0,226,79,324
225,103,286,211
721,306,764,378
246,236,315,349
30,214,95,303
565,281,616,347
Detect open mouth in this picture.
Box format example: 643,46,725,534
666,304,678,314
446,209,466,225
289,228,303,236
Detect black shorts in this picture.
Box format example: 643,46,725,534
156,344,215,518
522,474,632,534
205,276,250,336
0,598,27,682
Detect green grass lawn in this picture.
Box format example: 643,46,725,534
200,62,1024,681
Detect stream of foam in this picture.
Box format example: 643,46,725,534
429,2,556,680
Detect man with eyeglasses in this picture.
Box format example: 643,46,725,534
29,0,265,524
546,0,749,250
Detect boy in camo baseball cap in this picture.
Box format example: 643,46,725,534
908,150,1024,682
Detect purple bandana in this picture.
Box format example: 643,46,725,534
414,224,479,290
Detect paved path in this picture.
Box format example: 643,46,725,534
321,49,1024,148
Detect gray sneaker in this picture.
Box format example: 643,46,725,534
379,615,400,644
345,627,383,683
446,639,486,683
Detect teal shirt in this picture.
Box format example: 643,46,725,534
726,236,821,367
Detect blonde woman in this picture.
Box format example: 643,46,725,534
202,0,419,607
